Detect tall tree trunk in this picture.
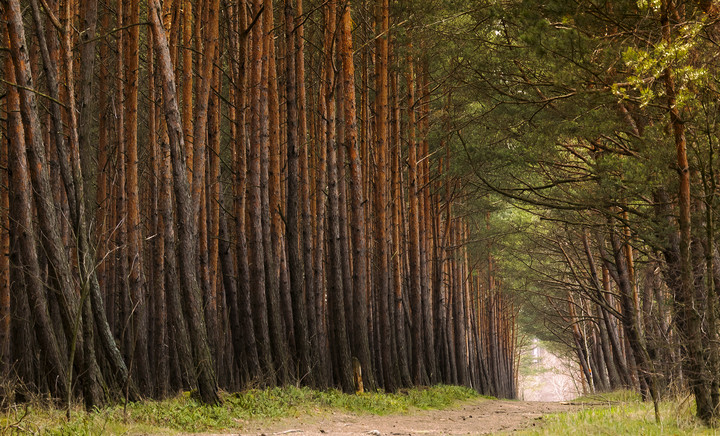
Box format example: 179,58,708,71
314,15,332,384
148,23,170,398
390,70,412,387
337,60,354,365
296,0,323,386
231,0,262,382
419,65,437,382
359,32,373,378
115,0,129,351
453,228,469,387
285,0,313,385
436,140,452,384
95,0,110,305
323,0,354,393
268,0,294,361
262,0,293,384
339,0,376,390
373,0,394,391
207,39,222,376
248,0,276,383
123,0,152,393
406,58,425,385
149,0,219,404
190,0,219,274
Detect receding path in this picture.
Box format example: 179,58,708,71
218,399,579,436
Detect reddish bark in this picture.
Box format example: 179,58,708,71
262,0,292,384
248,0,275,383
123,0,151,392
285,0,313,385
338,1,376,390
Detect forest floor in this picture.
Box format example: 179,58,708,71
192,343,584,436
198,399,580,436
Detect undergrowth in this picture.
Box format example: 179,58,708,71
0,384,479,435
519,390,717,435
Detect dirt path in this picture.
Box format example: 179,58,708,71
222,399,579,436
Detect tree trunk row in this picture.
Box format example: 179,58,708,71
0,0,518,405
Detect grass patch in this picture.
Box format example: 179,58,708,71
571,389,642,404
518,390,715,435
1,385,480,435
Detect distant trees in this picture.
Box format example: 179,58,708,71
0,0,517,407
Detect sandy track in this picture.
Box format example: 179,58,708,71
215,399,579,436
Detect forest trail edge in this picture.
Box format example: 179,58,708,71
189,399,580,436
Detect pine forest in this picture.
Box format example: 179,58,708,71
2,0,720,427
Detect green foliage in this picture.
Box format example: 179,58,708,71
519,390,713,435
0,385,479,435
618,20,707,109
408,0,720,362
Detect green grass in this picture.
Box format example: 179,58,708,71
518,390,717,435
0,385,480,435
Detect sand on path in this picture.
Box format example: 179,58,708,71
198,398,579,436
